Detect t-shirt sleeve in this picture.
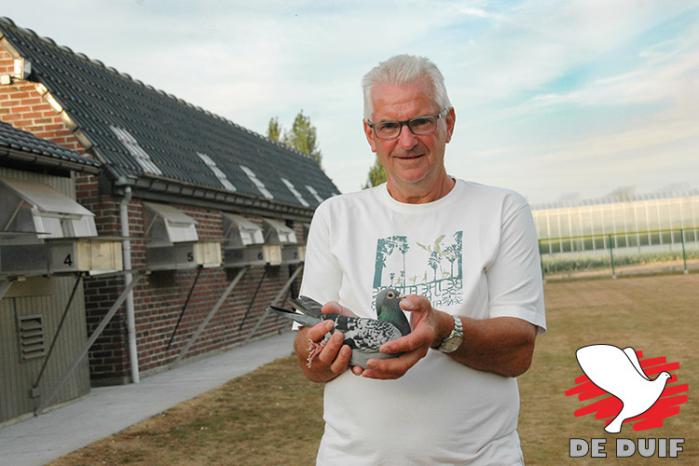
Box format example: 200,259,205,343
298,200,342,308
485,195,546,332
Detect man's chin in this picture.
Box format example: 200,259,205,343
389,172,431,188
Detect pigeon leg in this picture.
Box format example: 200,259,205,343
306,338,326,368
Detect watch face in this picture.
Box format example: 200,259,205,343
440,335,463,353
439,315,463,353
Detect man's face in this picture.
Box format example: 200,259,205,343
363,79,455,193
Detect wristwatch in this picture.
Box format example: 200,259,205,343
436,314,464,353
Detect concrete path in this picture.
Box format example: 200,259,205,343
0,332,295,466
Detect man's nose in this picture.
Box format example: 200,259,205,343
397,123,418,149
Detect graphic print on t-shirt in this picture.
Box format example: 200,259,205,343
371,231,463,309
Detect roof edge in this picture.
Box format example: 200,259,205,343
0,146,100,174
0,17,316,164
109,173,316,220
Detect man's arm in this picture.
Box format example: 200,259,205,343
360,296,537,380
447,315,536,376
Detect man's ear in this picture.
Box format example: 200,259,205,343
445,107,456,143
363,119,378,153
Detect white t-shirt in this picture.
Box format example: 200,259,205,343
299,179,546,466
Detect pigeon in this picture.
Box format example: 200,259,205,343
576,344,671,434
268,288,411,369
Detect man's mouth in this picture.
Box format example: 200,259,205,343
395,153,424,160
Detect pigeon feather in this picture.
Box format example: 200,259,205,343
291,295,323,318
268,288,410,368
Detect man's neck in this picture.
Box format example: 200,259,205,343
386,173,455,204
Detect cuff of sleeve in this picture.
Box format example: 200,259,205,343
489,305,547,334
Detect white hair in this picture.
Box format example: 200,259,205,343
362,54,452,119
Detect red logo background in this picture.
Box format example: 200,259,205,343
565,350,688,431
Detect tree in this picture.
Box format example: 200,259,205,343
267,111,322,167
267,117,282,142
284,110,322,166
362,157,386,189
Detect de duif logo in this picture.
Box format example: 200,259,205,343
564,344,688,459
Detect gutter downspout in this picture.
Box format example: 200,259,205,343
120,185,140,383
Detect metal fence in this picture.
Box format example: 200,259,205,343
538,227,699,279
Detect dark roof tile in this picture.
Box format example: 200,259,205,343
0,120,100,169
0,17,339,208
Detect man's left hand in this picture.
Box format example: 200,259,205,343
360,295,450,380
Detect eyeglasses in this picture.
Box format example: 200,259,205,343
367,108,448,140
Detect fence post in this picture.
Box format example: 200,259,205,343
608,234,617,279
681,228,688,274
539,239,545,282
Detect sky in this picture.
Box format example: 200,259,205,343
3,1,698,205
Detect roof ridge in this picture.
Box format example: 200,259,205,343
0,16,314,163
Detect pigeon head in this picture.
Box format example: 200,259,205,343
375,288,401,311
375,288,411,336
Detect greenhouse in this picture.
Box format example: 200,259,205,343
531,192,699,276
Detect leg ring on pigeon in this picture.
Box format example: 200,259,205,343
306,338,325,368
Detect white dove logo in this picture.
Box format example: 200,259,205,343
575,344,671,434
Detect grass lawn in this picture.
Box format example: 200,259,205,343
53,274,697,465
520,273,697,465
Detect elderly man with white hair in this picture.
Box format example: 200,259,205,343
294,54,546,465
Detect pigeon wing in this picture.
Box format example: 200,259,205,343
331,316,403,351
292,296,323,318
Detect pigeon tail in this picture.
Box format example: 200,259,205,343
268,306,320,327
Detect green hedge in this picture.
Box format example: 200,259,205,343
542,250,699,273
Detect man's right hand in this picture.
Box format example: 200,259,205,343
293,302,356,383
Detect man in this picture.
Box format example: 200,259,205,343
294,55,546,465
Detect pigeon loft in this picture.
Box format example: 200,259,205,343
0,177,123,278
222,213,268,267
222,214,305,267
263,218,303,265
143,202,222,271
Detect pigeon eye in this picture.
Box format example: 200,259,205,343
386,291,395,298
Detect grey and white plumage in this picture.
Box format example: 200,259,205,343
268,288,411,368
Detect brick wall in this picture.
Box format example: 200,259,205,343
80,196,297,385
0,50,84,152
111,201,296,379
0,47,299,385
